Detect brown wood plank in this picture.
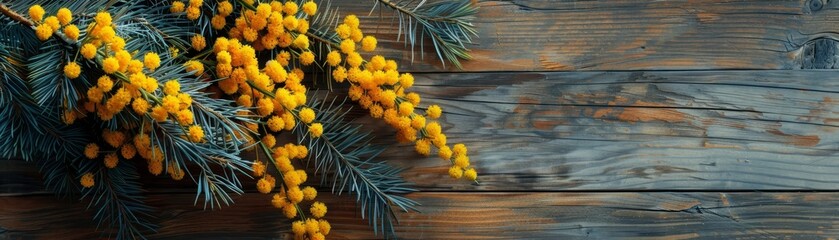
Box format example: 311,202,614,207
2,192,839,239
5,70,839,193
329,0,839,71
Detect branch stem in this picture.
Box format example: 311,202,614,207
305,31,340,49
0,3,76,44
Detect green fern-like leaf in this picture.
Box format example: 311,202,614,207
371,0,478,69
79,159,157,240
297,94,419,238
143,58,253,209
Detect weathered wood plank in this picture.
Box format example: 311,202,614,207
5,71,839,192
330,0,839,71
371,70,839,190
2,192,839,239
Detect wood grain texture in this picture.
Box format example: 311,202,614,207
365,70,839,191
329,0,839,71
5,71,839,193
2,192,839,239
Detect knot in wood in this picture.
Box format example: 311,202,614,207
799,38,839,69
810,0,824,11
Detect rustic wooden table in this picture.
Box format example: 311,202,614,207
4,0,839,239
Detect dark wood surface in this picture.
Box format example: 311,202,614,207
3,192,839,239
334,0,839,72
4,0,839,239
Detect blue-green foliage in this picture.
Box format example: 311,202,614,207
296,95,418,238
0,0,249,239
0,0,471,239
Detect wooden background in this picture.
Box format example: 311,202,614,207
4,0,839,239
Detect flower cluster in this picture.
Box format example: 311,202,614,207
9,1,478,238
329,15,478,181
33,10,202,186
179,1,330,238
28,5,80,41
169,0,204,20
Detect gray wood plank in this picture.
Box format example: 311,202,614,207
2,192,838,239
328,0,839,71
369,70,839,190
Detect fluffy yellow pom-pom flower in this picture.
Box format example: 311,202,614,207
283,1,299,15
319,220,331,235
252,160,266,177
286,186,304,203
184,60,204,76
291,221,306,236
292,35,309,49
186,6,201,20
308,123,323,138
298,107,315,124
144,52,161,71
310,201,327,218
454,155,470,168
56,8,72,26
63,62,81,79
29,5,45,22
256,98,274,116
102,130,126,147
302,1,318,15
256,175,275,194
171,1,185,13
339,39,355,54
282,203,298,218
267,116,285,132
426,104,442,119
63,24,80,41
191,35,206,51
302,186,317,201
299,51,315,65
121,143,136,159
425,122,442,137
452,143,468,156
150,106,168,122
102,57,120,74
34,24,52,41
44,16,60,31
95,12,112,26
132,98,150,114
464,168,478,181
326,51,341,66
217,1,233,16
211,14,226,29
398,102,414,116
188,0,203,7
335,24,351,40
84,143,99,159
361,36,377,52
448,166,463,179
344,15,360,28
438,145,453,160
415,139,431,156
332,66,347,82
163,80,181,95
80,172,95,188
187,125,204,142
80,44,97,59
104,153,119,168
161,95,181,113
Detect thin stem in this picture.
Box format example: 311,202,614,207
0,3,77,44
305,31,340,49
0,3,32,27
